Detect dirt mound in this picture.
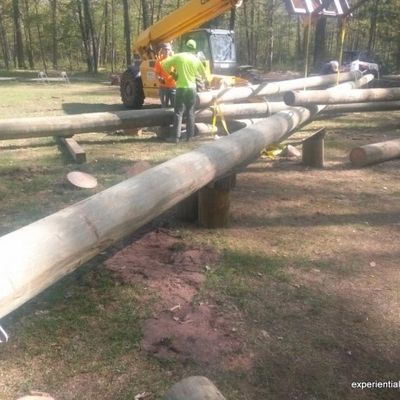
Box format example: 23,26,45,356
105,229,247,367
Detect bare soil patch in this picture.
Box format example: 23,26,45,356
105,229,246,367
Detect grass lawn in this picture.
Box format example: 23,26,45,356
0,72,399,400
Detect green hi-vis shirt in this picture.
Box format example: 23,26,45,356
161,52,210,89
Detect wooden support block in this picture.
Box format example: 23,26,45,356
175,192,198,222
60,137,86,164
198,174,235,228
302,128,326,168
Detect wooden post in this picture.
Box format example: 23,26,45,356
302,128,326,168
175,192,198,222
163,376,226,400
198,174,236,228
350,138,400,167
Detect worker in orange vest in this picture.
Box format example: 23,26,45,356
154,43,176,107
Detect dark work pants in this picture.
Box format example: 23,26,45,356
173,87,196,139
159,87,176,107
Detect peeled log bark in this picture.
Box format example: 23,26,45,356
197,71,363,106
0,105,319,320
350,138,400,167
284,74,375,105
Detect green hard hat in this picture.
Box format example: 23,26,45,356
185,39,197,50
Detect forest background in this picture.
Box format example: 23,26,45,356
0,0,400,76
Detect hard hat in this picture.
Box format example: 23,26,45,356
185,39,197,51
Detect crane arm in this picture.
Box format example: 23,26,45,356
134,0,242,59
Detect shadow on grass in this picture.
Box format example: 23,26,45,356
205,248,400,400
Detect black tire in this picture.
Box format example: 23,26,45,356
120,69,145,109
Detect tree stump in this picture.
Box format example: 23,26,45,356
163,376,226,400
302,128,326,168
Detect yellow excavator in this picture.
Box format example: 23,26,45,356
120,0,244,108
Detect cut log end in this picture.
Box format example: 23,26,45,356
163,376,226,400
283,91,296,106
349,147,368,167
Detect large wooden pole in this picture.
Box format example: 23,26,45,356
197,71,363,106
285,78,398,107
0,105,320,320
323,100,400,114
350,138,400,167
0,103,289,141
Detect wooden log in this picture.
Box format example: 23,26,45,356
323,100,400,114
285,75,392,107
0,109,174,140
163,376,225,400
0,103,289,141
349,138,400,167
302,128,326,168
195,119,264,136
0,105,324,320
59,137,86,164
197,71,363,106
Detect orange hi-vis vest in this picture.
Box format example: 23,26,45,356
154,57,176,89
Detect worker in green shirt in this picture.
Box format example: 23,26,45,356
161,39,210,143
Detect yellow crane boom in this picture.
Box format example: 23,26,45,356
134,0,242,59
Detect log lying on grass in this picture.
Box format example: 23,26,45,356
197,71,363,106
0,104,320,320
350,138,400,167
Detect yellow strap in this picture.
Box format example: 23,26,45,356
212,101,230,135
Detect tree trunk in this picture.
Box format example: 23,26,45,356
76,0,92,72
12,0,26,69
50,0,58,69
102,1,109,65
367,1,378,55
313,16,327,69
229,7,235,31
265,0,275,71
22,0,34,69
0,5,11,69
141,0,151,29
122,0,132,65
34,0,47,72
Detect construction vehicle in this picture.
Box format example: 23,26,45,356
120,0,244,109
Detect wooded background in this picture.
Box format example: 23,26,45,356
0,0,399,75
